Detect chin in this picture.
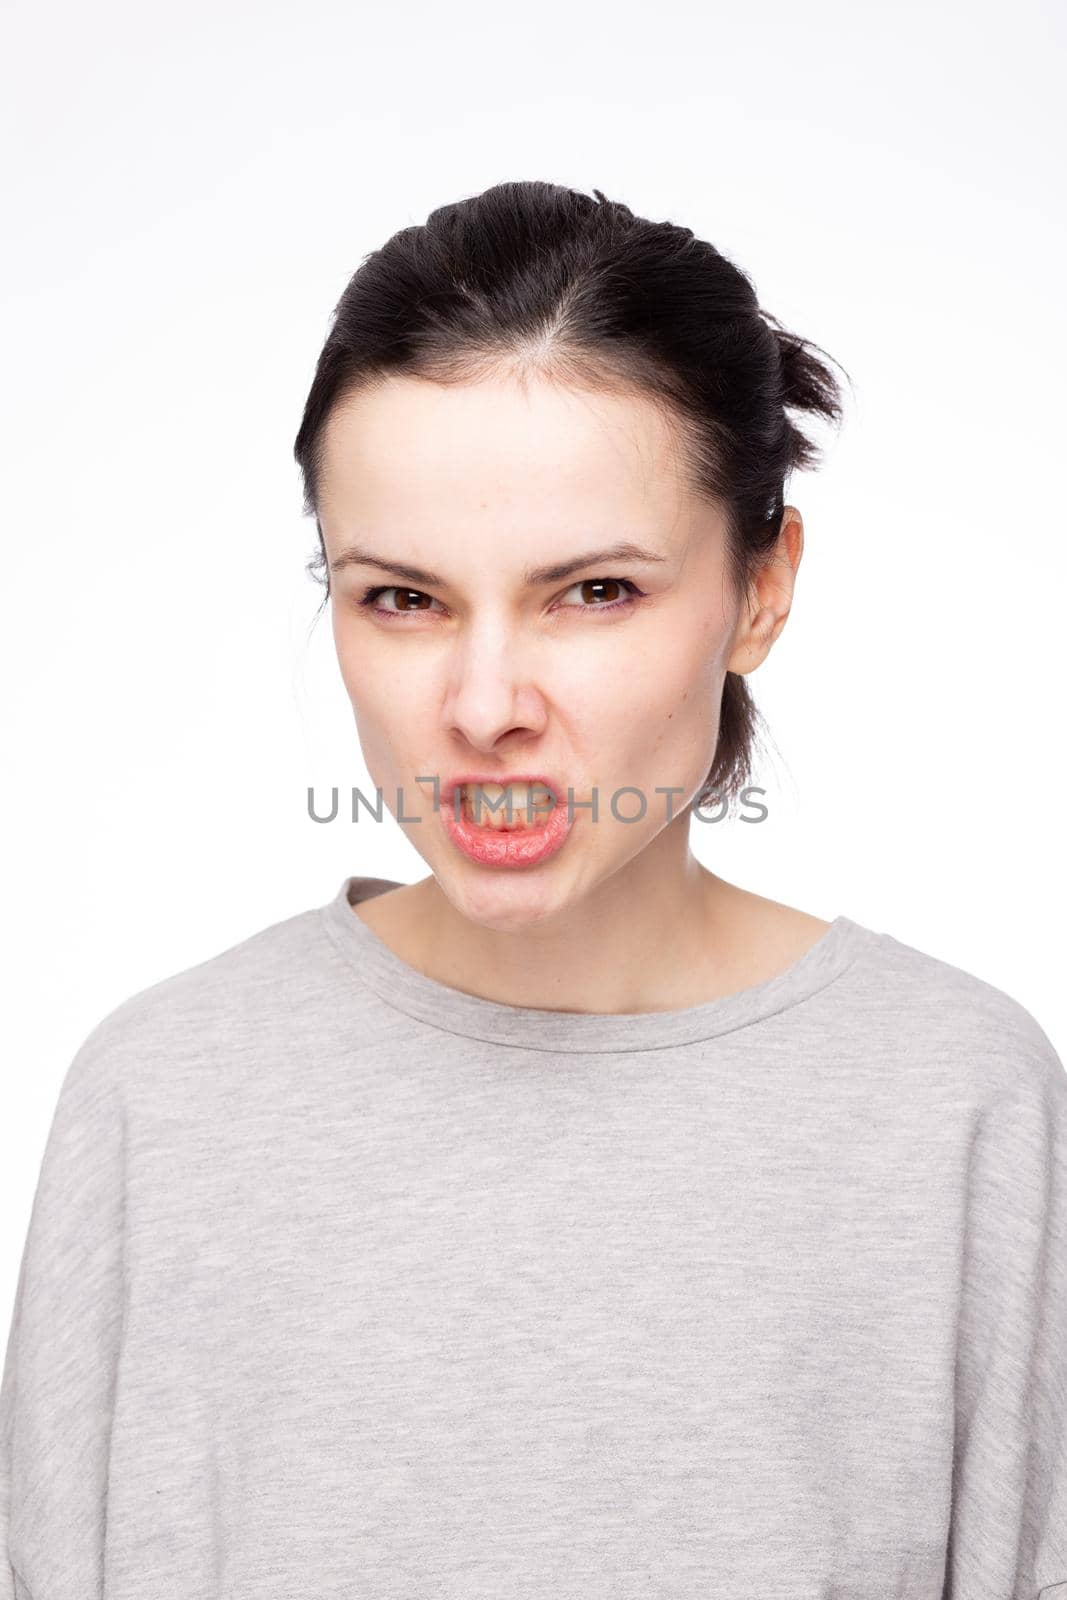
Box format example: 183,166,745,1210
439,862,575,934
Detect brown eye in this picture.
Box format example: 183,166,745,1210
557,577,642,613
357,586,445,617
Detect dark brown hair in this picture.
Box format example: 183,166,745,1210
293,180,849,805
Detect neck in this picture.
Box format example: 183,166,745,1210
373,821,785,1015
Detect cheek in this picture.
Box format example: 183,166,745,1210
603,615,723,728
332,614,421,716
350,674,431,759
330,609,362,701
603,620,726,788
563,670,717,806
331,623,432,784
348,690,427,815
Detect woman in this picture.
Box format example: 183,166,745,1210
2,181,1064,1599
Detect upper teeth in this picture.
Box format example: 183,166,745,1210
459,782,556,826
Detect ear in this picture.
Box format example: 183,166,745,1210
726,506,804,676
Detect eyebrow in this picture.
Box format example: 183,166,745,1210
327,540,670,587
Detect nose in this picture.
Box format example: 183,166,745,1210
443,611,548,752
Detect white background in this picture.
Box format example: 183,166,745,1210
1,0,1064,1319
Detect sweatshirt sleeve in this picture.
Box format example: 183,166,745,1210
944,1026,1067,1600
0,1018,128,1600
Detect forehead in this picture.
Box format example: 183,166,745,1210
316,372,694,540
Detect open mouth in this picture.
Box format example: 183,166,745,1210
455,781,557,830
439,778,574,868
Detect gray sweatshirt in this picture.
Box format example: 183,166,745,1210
1,873,1065,1600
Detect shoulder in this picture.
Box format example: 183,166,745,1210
844,920,1064,1104
59,899,333,1105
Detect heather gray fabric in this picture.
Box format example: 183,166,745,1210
2,872,1065,1600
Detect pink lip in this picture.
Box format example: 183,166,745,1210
437,773,575,869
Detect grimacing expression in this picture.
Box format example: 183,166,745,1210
316,370,755,927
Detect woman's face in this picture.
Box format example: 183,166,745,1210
317,370,769,931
